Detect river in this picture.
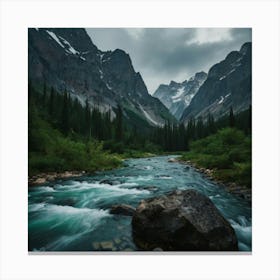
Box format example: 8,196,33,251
28,155,252,252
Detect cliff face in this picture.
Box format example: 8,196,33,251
28,28,175,128
180,42,252,123
153,71,207,120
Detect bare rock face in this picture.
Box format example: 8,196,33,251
180,42,251,124
132,189,238,251
28,28,175,129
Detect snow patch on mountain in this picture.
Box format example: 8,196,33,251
99,69,104,79
184,93,195,106
58,36,80,55
218,96,224,104
139,105,160,126
218,92,231,105
172,86,185,101
153,71,207,120
46,30,81,56
46,30,65,49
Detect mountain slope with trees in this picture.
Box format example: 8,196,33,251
28,28,175,130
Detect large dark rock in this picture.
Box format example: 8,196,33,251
132,189,238,251
110,204,136,216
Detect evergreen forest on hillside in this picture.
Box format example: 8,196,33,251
28,82,251,188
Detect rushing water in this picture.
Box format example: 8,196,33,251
28,156,252,252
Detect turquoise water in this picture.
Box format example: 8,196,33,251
28,156,252,252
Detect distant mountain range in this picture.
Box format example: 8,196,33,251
28,28,175,129
154,42,251,124
153,71,207,120
28,28,251,128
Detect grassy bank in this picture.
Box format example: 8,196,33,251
180,128,251,188
28,117,122,176
28,116,158,177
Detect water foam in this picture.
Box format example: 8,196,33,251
37,186,55,192
70,181,149,195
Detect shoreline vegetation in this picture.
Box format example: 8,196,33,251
179,127,251,201
176,158,251,201
28,151,156,186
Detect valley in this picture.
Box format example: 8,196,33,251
28,28,252,252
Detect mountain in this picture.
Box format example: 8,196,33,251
153,72,207,120
180,42,252,124
28,28,175,129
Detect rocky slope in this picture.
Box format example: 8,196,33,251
153,71,207,120
28,28,175,128
180,42,252,124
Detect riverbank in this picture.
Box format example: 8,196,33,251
28,151,158,186
28,170,88,186
176,157,251,202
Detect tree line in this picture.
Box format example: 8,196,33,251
151,106,251,152
29,82,252,154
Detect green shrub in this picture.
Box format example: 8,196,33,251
28,117,122,175
181,128,251,188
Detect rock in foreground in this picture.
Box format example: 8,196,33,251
132,189,238,251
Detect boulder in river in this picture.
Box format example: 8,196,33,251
100,179,121,185
110,204,136,216
132,189,238,251
136,185,158,191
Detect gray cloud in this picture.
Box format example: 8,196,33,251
86,28,251,93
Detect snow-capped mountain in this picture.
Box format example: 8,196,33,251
180,42,252,124
28,28,175,128
153,72,207,120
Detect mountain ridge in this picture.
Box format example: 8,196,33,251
180,42,251,124
153,71,207,120
28,28,175,129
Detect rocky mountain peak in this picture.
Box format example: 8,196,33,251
28,28,175,129
153,71,207,120
240,42,252,55
194,71,207,81
180,42,252,124
169,80,180,88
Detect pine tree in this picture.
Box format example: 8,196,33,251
61,89,70,135
196,117,204,139
43,81,47,105
246,105,252,135
84,99,91,139
48,86,54,117
115,104,123,141
229,106,235,127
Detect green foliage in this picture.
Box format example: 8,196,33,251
28,83,122,175
28,115,122,175
115,104,123,141
181,128,251,188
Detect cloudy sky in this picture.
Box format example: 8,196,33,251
86,28,251,94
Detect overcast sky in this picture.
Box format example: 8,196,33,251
86,28,251,94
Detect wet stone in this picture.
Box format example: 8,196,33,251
114,238,121,244
92,242,101,250
153,247,163,251
100,241,114,250
123,248,133,251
